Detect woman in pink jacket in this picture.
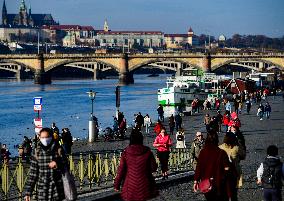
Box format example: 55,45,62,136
153,128,172,179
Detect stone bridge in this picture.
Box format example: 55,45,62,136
0,53,283,84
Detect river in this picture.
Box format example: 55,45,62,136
0,74,177,156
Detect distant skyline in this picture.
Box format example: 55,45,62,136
3,0,284,38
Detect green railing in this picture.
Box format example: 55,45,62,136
0,148,192,200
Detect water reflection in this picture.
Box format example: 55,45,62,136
0,75,169,156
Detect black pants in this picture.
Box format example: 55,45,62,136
157,151,170,173
263,188,282,201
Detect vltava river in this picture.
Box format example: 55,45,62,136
0,74,173,156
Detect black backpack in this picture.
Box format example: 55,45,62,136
177,134,184,141
262,158,283,189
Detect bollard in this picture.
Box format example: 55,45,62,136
88,116,95,143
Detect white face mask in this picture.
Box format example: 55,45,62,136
40,137,52,146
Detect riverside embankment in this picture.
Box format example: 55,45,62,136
73,95,284,201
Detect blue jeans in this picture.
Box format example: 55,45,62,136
263,188,282,201
265,111,271,119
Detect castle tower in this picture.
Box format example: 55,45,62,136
187,27,194,46
2,0,8,25
19,0,28,26
187,27,194,36
28,4,34,26
104,19,109,32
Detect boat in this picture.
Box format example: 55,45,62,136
157,73,228,106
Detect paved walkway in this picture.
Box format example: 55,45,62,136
74,95,284,201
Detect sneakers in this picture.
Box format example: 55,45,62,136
260,118,263,120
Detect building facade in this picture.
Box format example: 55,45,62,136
2,0,57,27
42,25,95,45
164,27,199,49
94,20,164,48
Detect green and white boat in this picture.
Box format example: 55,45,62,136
158,74,226,106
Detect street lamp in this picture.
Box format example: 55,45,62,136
87,90,97,143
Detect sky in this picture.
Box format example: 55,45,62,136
3,0,284,38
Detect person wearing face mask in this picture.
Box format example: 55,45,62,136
25,128,67,201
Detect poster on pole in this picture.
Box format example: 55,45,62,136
34,118,43,134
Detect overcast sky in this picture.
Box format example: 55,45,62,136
3,0,284,37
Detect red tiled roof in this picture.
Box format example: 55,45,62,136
188,27,193,32
97,30,163,35
42,25,94,31
164,34,189,37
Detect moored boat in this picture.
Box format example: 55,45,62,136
157,73,228,106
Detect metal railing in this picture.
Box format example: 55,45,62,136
0,148,192,200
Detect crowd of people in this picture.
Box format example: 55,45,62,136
113,88,283,201
1,87,282,201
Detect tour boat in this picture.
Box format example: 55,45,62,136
157,74,227,106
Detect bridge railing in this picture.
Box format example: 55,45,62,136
0,148,192,200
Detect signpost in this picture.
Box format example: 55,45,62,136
34,118,43,134
33,97,42,134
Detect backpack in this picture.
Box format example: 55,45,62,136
177,134,184,141
262,158,283,189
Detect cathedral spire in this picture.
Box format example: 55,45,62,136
29,4,31,16
104,19,109,32
2,0,8,25
20,0,26,11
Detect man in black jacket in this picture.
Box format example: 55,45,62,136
257,145,284,201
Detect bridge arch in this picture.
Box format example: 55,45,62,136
45,59,120,73
0,59,36,73
129,58,202,73
212,58,283,71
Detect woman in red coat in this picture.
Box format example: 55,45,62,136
193,130,232,201
153,128,172,179
114,130,158,201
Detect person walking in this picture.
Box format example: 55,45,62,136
245,98,252,114
144,114,152,134
114,130,158,201
157,104,164,122
223,111,230,132
168,114,175,135
153,128,172,179
175,128,186,149
174,113,182,131
190,131,205,170
135,112,144,130
264,102,271,119
193,130,232,201
25,128,66,201
257,145,284,201
51,122,59,134
228,112,241,131
204,114,211,132
61,128,73,155
224,99,232,113
216,111,223,133
219,133,246,201
258,103,265,121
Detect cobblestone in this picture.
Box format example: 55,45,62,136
74,95,284,201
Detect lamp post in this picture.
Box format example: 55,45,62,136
87,90,97,143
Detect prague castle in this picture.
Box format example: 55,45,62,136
1,0,57,27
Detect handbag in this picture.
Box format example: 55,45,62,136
62,167,77,201
199,178,213,193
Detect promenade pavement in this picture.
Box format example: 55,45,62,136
73,95,284,201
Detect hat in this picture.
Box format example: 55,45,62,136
196,131,202,136
231,112,238,119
